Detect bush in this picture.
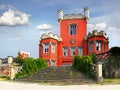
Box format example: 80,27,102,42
72,55,94,76
16,58,48,79
17,57,25,65
90,54,98,64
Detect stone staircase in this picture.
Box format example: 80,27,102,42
20,67,96,84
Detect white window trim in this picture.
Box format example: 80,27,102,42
70,47,76,56
43,43,49,53
63,47,68,56
51,43,56,53
96,41,102,51
78,47,83,56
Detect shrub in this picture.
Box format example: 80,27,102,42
73,55,94,77
16,58,48,79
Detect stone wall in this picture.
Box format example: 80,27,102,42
89,62,103,82
0,56,21,79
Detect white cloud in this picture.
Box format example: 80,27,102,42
87,22,107,31
0,9,30,26
95,23,107,30
36,24,52,30
108,27,117,30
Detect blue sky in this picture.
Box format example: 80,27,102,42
0,0,120,58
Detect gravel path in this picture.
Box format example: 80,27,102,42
0,81,120,90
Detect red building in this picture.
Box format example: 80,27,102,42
39,7,109,67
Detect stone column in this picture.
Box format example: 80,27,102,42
10,66,15,80
97,62,103,82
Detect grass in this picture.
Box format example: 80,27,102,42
0,76,10,81
101,78,120,85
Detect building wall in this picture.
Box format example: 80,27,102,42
39,8,109,67
60,19,87,47
60,19,87,65
87,36,109,55
39,38,63,66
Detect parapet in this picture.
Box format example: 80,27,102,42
58,7,89,21
63,13,85,20
87,30,109,39
41,32,62,42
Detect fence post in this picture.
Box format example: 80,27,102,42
97,62,103,82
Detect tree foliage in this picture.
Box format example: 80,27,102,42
108,47,120,68
109,47,120,56
103,47,120,78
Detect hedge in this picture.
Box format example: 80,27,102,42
72,55,95,77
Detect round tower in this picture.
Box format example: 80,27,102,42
57,9,63,22
84,7,90,20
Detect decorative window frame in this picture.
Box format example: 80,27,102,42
69,23,78,36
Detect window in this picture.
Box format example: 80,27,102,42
51,43,56,53
89,42,94,52
70,47,76,56
78,47,83,55
104,44,106,52
44,43,49,53
70,24,77,35
96,41,102,51
63,47,68,56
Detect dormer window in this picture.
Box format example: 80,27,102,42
70,24,77,35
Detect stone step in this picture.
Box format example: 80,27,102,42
25,67,91,81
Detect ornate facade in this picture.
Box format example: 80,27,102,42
39,7,109,67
